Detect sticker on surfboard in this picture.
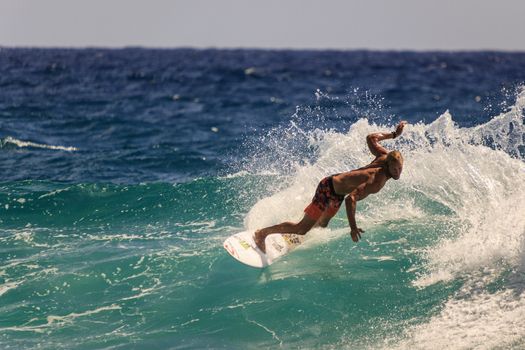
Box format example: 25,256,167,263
223,230,304,268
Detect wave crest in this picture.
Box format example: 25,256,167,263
0,136,78,152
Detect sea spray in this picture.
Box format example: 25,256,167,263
242,89,525,349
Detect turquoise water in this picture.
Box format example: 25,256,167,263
0,178,456,349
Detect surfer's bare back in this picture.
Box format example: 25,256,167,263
254,121,407,253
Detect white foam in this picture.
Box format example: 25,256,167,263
45,304,121,325
392,287,525,350
410,108,525,286
2,136,78,152
12,230,50,248
0,281,21,297
387,89,525,349
38,187,71,199
219,170,250,179
120,277,161,301
0,304,121,333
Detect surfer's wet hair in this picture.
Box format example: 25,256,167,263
386,150,403,165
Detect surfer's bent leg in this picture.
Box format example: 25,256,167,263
254,215,316,253
316,199,345,228
316,212,332,228
254,176,338,253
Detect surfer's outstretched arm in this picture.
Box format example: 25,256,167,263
345,193,364,242
366,121,407,157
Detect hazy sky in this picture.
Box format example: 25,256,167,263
1,0,524,51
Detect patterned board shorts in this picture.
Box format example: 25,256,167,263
304,175,346,221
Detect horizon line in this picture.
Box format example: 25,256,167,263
2,45,525,54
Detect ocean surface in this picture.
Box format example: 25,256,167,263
1,48,525,349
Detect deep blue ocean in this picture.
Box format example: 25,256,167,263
1,48,525,349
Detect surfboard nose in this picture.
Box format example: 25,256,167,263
223,241,238,259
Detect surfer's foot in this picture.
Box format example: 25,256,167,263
254,230,266,253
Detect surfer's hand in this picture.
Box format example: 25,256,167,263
395,121,407,137
350,228,364,242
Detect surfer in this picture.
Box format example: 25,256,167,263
254,121,407,253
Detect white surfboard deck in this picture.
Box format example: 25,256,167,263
223,230,304,268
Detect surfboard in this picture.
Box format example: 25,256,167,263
223,230,304,268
